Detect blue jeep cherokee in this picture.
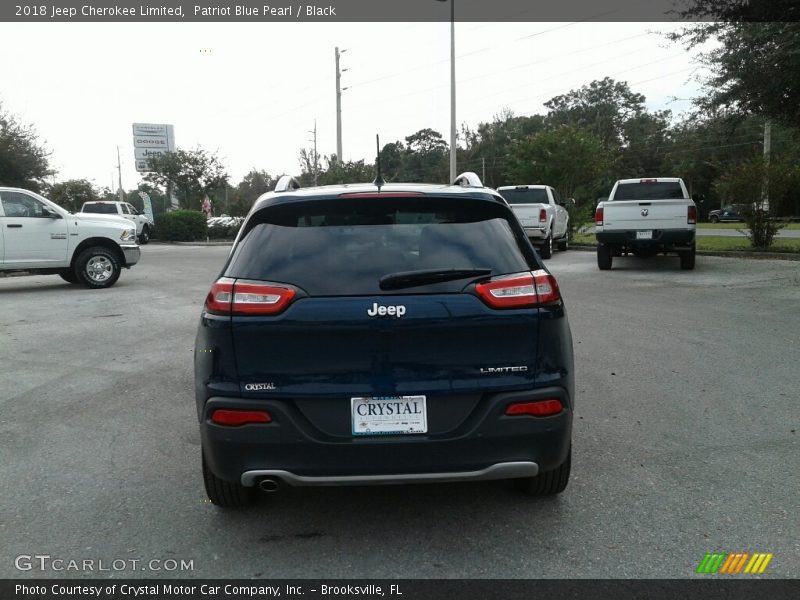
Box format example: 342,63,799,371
195,173,574,507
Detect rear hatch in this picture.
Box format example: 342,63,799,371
605,181,691,230
212,194,558,434
497,187,549,227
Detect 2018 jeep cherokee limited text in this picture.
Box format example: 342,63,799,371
195,174,574,507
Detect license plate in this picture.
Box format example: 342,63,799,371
351,396,427,436
636,230,653,240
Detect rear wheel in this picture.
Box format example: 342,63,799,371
710,215,720,223
597,244,612,270
515,448,571,496
202,451,255,508
138,226,150,245
680,245,696,270
557,229,570,251
539,234,553,259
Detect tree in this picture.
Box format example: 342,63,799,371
713,156,799,249
402,128,448,183
47,179,99,213
544,78,649,150
0,102,53,191
504,125,613,202
669,4,800,126
143,148,228,210
228,169,276,215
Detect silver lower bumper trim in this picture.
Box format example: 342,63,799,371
120,244,141,267
241,461,539,487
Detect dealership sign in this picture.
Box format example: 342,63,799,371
132,123,175,172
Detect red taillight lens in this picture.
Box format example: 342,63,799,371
505,399,563,417
205,279,296,315
211,409,272,426
539,208,547,223
688,205,697,224
595,206,604,226
205,277,234,314
474,270,561,309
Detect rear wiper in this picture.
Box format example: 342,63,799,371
379,268,491,291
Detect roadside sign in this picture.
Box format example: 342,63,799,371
132,123,175,172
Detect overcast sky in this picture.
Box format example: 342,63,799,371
0,21,710,191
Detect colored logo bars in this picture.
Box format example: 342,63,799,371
696,552,773,574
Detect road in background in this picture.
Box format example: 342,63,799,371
1,246,798,578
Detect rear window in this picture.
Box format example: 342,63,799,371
82,203,118,214
226,196,532,296
496,188,549,204
613,182,685,200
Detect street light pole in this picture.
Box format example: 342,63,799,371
436,0,457,184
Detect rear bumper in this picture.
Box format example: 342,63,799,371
523,226,548,240
596,229,695,247
200,387,572,486
120,244,141,267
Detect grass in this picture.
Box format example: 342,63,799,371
572,233,800,253
697,222,800,230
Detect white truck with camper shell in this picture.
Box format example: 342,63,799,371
79,200,154,244
0,187,141,288
594,177,697,270
495,184,570,259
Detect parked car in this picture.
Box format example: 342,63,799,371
495,185,570,259
708,204,747,223
595,177,697,270
195,173,575,507
79,200,155,244
0,187,140,288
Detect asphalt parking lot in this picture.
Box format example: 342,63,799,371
1,246,798,579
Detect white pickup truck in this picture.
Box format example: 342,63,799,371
595,178,697,271
496,185,570,259
79,200,154,244
0,187,141,288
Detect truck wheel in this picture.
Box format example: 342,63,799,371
515,448,571,496
680,246,696,270
59,270,79,284
597,244,612,270
710,215,720,224
138,226,150,245
202,451,255,508
557,229,570,251
540,235,553,259
75,246,122,289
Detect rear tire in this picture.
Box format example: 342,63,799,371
597,244,612,270
515,449,571,496
557,229,570,251
710,215,720,224
202,451,255,508
138,226,150,245
75,246,121,289
680,245,696,270
540,234,553,259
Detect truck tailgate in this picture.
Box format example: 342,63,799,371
603,200,689,230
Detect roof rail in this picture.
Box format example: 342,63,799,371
453,172,483,188
274,175,301,192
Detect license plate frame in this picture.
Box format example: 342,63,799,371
351,395,428,436
636,230,653,240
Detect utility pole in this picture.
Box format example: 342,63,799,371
482,157,486,184
116,146,124,202
335,47,345,164
448,0,456,184
762,120,772,211
309,119,319,186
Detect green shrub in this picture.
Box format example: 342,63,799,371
207,222,242,240
154,210,208,241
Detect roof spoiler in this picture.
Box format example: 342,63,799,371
274,175,301,192
453,172,483,188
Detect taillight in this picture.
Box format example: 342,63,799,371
595,206,604,226
539,208,547,223
688,205,697,224
205,278,296,315
505,399,563,417
211,409,272,426
474,270,561,309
